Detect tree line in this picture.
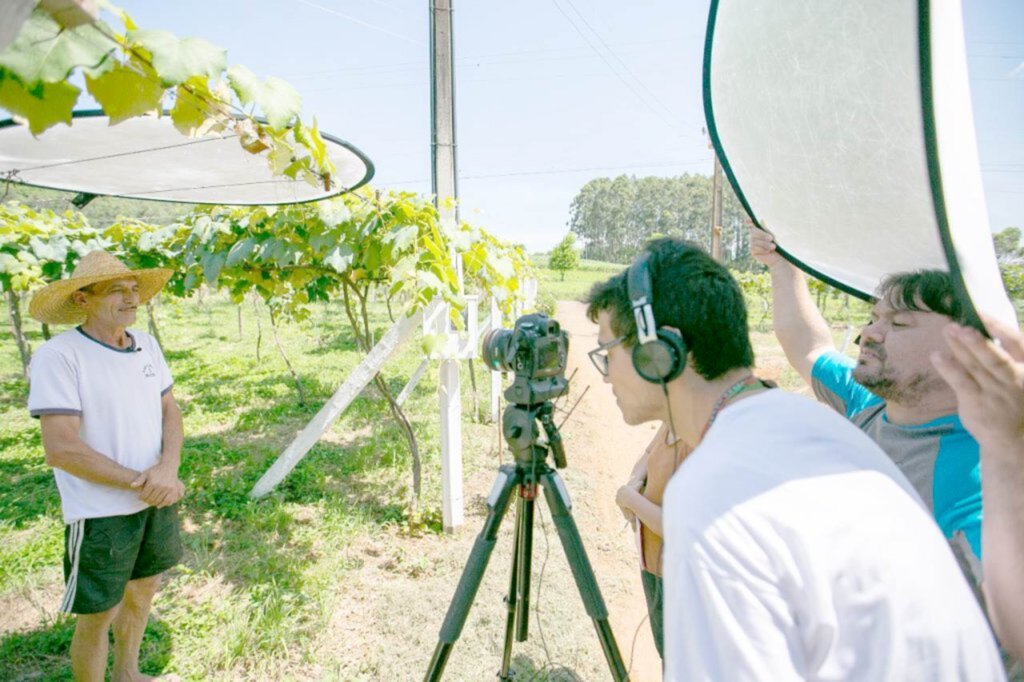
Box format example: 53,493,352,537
567,174,751,266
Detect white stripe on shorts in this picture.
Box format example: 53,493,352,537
60,520,85,613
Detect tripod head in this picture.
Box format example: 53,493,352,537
503,401,567,469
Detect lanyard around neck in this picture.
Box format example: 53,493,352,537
699,375,771,440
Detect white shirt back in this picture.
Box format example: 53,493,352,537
662,389,1004,682
28,327,173,524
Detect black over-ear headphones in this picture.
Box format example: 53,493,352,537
626,253,688,384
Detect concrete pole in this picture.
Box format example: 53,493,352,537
431,0,464,531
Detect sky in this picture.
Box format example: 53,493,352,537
94,1,1024,251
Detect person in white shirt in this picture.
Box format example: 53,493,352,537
27,251,185,682
585,237,1004,681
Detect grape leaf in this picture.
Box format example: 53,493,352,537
170,78,212,136
316,199,351,228
324,245,354,273
85,64,164,124
259,77,301,129
128,30,226,87
387,225,419,251
0,9,113,84
225,238,257,267
227,65,300,128
225,64,261,106
0,70,78,135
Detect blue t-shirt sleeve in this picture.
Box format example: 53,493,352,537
810,350,883,419
933,427,983,562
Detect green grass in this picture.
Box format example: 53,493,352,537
0,295,494,680
532,259,626,305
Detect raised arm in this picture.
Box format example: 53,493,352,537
932,317,1024,659
749,222,835,386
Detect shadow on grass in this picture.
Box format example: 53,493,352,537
0,615,174,681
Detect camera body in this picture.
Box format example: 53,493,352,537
482,312,569,405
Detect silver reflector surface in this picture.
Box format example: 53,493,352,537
0,111,374,206
705,0,1014,327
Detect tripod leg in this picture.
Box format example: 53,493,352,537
499,492,525,679
540,470,629,682
515,486,536,642
425,465,520,682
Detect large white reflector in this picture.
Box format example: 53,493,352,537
0,111,374,206
704,0,1015,328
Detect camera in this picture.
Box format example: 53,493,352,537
482,312,569,405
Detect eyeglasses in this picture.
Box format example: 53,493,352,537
588,336,626,376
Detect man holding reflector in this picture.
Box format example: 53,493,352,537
750,224,1023,676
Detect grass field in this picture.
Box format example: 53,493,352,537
532,258,626,305
0,261,871,679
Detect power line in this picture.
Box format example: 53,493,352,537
560,0,685,128
287,0,424,46
279,39,680,81
549,0,696,141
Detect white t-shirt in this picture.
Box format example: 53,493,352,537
28,327,173,524
662,389,1004,682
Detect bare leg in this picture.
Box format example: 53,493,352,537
111,573,162,682
71,605,119,682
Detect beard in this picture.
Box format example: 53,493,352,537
853,345,945,405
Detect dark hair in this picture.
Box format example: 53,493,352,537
585,238,754,380
876,270,967,324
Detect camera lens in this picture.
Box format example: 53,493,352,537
482,328,514,372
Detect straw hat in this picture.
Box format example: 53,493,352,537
29,251,173,325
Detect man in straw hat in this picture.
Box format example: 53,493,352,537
27,250,184,682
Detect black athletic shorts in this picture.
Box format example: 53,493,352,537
61,504,182,615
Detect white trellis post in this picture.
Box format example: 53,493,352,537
438,355,462,531
524,277,538,311
249,302,436,499
430,295,478,532
489,297,502,423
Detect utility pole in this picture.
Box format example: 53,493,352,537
710,152,724,262
430,0,464,532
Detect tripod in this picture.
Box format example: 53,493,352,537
425,400,628,681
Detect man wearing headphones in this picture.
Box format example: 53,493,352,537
586,238,1003,680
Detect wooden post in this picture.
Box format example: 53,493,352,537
711,153,724,262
